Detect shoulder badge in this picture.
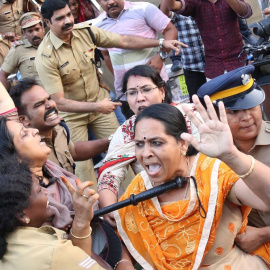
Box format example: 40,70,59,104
265,121,270,133
41,40,53,58
13,40,24,47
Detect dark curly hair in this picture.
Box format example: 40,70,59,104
122,65,172,104
0,157,33,259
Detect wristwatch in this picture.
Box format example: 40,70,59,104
159,51,168,60
159,38,165,49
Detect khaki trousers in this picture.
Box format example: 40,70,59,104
66,89,119,190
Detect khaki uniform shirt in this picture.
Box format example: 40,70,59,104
36,22,120,122
0,226,105,270
1,39,42,85
0,0,23,36
41,124,75,173
247,121,270,228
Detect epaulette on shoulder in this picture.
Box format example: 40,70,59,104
41,39,53,58
73,21,90,29
13,40,24,47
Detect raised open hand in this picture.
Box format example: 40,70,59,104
181,95,235,159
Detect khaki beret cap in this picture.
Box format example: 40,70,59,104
19,12,42,29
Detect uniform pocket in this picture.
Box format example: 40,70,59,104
59,62,81,86
26,58,37,74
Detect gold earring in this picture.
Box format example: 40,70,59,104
25,217,30,224
181,150,186,156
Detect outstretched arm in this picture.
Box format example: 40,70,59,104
71,138,109,161
181,95,270,211
51,90,121,114
146,22,178,73
118,34,187,56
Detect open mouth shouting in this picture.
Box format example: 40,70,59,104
44,107,59,122
145,163,161,177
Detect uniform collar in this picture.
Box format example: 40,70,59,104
49,30,78,50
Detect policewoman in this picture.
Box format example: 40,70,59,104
198,65,270,256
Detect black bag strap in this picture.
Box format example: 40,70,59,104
87,26,104,68
59,120,70,144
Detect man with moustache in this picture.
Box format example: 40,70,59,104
0,12,45,90
94,0,177,118
9,78,111,188
36,0,182,182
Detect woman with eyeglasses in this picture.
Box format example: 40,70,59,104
97,65,202,227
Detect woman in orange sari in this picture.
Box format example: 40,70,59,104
113,90,270,269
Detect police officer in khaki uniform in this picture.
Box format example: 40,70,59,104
0,12,45,90
0,0,24,66
3,226,105,270
36,0,182,183
9,78,111,189
197,65,270,255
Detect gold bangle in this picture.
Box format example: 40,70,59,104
238,155,255,179
70,226,92,239
114,259,132,270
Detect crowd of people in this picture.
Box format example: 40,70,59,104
1,0,270,269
